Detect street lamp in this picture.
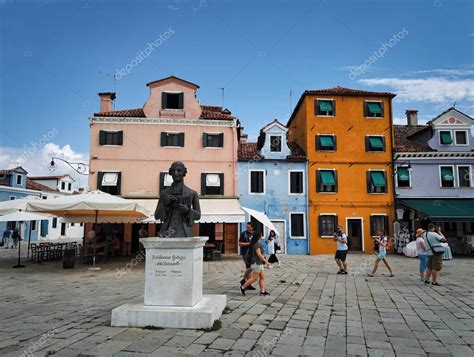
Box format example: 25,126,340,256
48,157,89,175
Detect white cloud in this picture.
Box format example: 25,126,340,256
0,143,89,189
359,77,474,103
412,68,474,77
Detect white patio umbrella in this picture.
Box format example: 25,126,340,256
241,206,280,236
0,211,52,268
0,195,40,215
26,190,150,270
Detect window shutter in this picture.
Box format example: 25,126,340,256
315,136,320,151
334,170,338,193
370,216,375,236
99,131,106,145
333,135,337,151
160,132,167,146
382,136,386,151
319,216,323,236
290,173,296,193
118,131,123,145
334,215,338,232
383,171,387,193
179,133,185,147
219,173,224,195
203,133,208,147
380,102,384,117
97,172,104,190
365,137,370,151
363,102,369,117
258,172,264,192
366,171,371,193
40,220,48,237
218,133,224,147
314,100,318,115
332,100,336,116
178,93,184,109
159,172,166,194
116,172,122,195
201,173,206,195
316,171,321,193
161,92,168,109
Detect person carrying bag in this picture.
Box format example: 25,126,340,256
423,223,447,286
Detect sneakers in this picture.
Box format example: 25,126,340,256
432,282,441,286
337,270,343,274
367,273,374,277
341,271,348,275
246,285,256,291
424,280,431,284
260,291,270,296
239,285,246,296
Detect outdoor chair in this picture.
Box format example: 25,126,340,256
213,242,223,261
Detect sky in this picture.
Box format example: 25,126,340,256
0,0,473,188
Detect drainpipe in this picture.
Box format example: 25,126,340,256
388,98,397,236
306,160,310,255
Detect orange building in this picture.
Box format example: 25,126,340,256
287,87,396,254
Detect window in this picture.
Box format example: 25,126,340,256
250,170,265,194
366,136,385,152
317,170,337,193
0,174,5,179
31,221,37,231
458,166,471,188
203,133,224,148
61,182,66,190
80,223,83,227
97,171,121,195
440,166,455,188
99,130,123,145
439,131,453,145
455,131,468,145
68,183,72,191
9,196,15,200
159,172,173,194
319,215,337,237
370,215,388,236
40,220,48,237
290,213,305,238
16,175,22,185
269,135,282,152
315,99,335,116
367,171,387,193
201,173,224,195
52,218,58,229
396,167,411,188
61,223,66,236
161,132,185,147
316,135,336,151
289,171,304,194
162,92,183,109
364,101,384,118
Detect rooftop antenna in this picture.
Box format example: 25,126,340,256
99,70,117,92
219,87,225,107
289,90,293,114
453,101,457,108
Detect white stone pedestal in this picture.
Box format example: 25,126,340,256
111,237,226,329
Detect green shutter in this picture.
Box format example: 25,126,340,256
218,133,224,147
320,171,336,185
118,131,123,145
441,167,454,181
161,92,168,109
179,133,185,147
440,132,453,145
397,167,409,181
369,137,384,149
178,93,184,109
319,135,334,148
318,100,333,112
370,171,386,187
367,102,382,114
160,132,167,146
99,130,106,145
203,133,208,147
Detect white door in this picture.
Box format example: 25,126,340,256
271,220,286,255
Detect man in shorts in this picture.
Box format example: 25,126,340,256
424,223,447,286
239,222,256,290
333,225,348,274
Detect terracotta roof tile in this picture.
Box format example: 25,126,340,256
394,125,433,152
287,141,306,160
26,178,57,193
238,142,306,161
303,86,396,98
93,108,146,117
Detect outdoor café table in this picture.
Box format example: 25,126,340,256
203,243,216,261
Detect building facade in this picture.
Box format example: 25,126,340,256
394,108,474,254
237,120,308,254
287,87,396,254
89,76,244,254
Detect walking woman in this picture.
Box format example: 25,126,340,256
415,228,427,281
266,230,279,268
240,231,270,296
368,229,394,277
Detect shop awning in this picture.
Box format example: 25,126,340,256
133,198,245,223
399,199,474,220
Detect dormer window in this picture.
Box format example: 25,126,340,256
439,131,453,145
162,92,183,109
270,135,282,152
455,131,468,145
68,183,72,191
61,182,65,190
16,175,22,185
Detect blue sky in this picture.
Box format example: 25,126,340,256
0,0,473,186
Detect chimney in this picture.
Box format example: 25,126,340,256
240,133,248,143
406,109,418,126
98,92,116,113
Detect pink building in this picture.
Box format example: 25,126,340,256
89,76,244,255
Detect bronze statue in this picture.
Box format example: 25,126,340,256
155,161,201,237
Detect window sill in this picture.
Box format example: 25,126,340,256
101,145,122,147
365,116,384,119
316,115,335,118
397,186,412,189
249,192,265,195
161,146,184,149
317,150,336,152
288,192,305,196
318,192,337,194
366,151,386,153
203,147,224,149
289,236,306,240
368,192,388,195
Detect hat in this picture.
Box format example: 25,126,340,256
336,225,342,229
416,228,425,235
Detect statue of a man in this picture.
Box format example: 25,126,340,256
154,161,201,237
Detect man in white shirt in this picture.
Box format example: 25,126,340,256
333,225,348,275
424,223,447,286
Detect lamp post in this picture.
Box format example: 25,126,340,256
48,157,89,175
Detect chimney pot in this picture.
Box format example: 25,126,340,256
240,133,248,143
98,92,116,113
405,109,418,126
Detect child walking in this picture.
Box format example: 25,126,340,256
368,230,394,277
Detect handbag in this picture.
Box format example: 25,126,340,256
425,233,445,256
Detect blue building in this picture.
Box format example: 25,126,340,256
237,120,308,255
394,108,474,254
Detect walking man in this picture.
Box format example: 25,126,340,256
334,225,348,274
2,228,11,248
424,223,447,286
239,222,256,290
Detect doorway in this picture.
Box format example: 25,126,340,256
347,219,363,251
271,220,286,254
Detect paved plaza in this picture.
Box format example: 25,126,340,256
0,247,473,357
